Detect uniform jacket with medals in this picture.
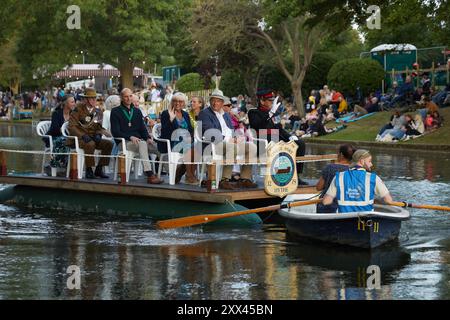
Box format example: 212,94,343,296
68,102,105,139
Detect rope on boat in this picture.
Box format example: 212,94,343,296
0,148,336,166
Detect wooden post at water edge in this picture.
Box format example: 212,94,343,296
0,151,7,176
206,163,217,193
69,153,78,180
118,153,126,185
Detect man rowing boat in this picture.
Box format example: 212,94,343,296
322,149,394,213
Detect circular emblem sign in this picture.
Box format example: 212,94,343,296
270,152,295,187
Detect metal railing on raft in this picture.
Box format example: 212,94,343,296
0,149,337,192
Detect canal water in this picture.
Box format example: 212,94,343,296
0,123,449,300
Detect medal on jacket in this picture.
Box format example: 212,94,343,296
121,106,134,128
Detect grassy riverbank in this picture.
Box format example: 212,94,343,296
305,107,450,150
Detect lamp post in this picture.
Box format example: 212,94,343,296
210,50,220,89
80,51,86,64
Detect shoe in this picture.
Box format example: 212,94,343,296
147,174,163,184
94,166,109,179
86,167,96,179
184,177,200,185
298,178,309,186
175,164,186,184
237,178,257,189
219,179,238,190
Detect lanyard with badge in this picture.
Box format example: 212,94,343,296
121,106,134,127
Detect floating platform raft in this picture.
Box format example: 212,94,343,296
0,174,318,228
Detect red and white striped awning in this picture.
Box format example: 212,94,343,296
54,64,144,79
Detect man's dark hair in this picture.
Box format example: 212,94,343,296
339,144,356,162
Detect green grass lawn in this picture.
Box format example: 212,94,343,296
314,108,450,145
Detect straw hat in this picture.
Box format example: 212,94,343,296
210,89,225,101
80,87,98,98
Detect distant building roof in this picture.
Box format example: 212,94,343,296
370,44,417,53
54,64,144,78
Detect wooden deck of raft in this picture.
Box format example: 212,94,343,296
0,153,336,204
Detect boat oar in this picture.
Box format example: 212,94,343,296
391,201,450,212
155,199,322,230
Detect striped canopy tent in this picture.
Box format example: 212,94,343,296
54,64,144,79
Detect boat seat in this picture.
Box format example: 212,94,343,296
36,121,56,177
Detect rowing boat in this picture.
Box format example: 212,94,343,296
279,194,410,249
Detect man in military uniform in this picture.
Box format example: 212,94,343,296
68,87,113,179
248,89,308,185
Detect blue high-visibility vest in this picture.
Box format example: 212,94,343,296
335,168,376,213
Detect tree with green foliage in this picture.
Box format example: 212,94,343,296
361,0,436,49
0,37,22,94
176,73,206,92
220,69,248,98
190,0,381,116
327,58,385,97
15,0,190,89
190,0,271,98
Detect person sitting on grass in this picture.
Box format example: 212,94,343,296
377,109,405,139
405,114,425,138
425,110,443,130
388,76,414,109
354,97,380,117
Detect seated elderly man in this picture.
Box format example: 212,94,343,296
110,88,162,184
68,88,113,179
198,89,257,190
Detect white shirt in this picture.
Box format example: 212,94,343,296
150,88,161,102
214,109,233,142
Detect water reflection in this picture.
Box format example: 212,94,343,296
284,237,410,299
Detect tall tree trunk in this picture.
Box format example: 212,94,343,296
292,80,305,118
291,68,306,118
243,67,263,101
118,57,134,90
10,78,19,95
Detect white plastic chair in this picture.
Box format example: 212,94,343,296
61,122,115,179
36,121,56,177
61,121,85,179
152,123,183,185
249,130,269,178
112,137,152,183
194,126,223,186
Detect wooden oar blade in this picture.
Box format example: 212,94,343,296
155,199,323,230
155,214,221,230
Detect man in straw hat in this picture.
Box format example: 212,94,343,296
322,149,394,213
198,89,257,190
68,87,113,179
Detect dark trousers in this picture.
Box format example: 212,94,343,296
294,139,306,174
80,139,113,168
